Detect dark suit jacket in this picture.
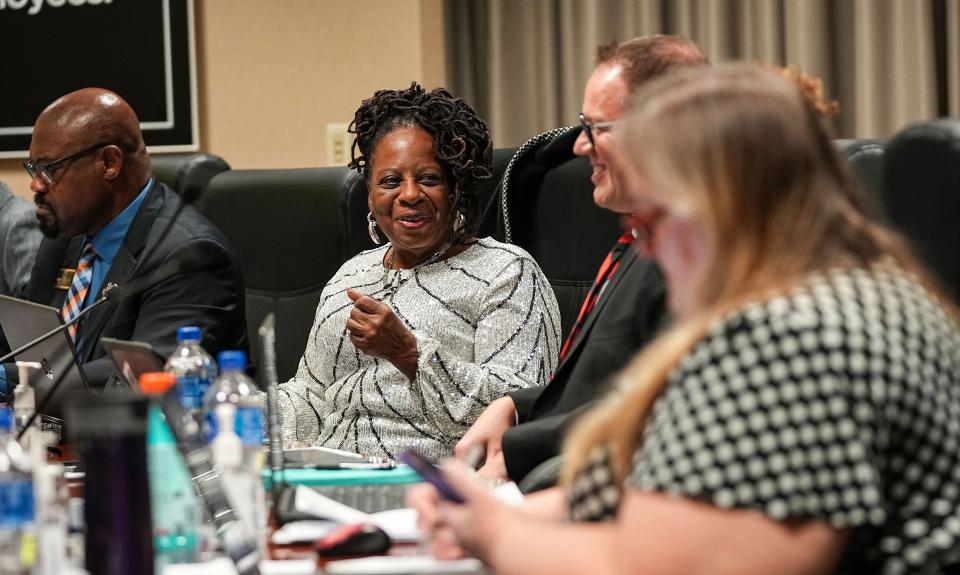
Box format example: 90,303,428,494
5,181,247,410
502,248,667,481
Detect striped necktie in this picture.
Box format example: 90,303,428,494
558,231,634,362
61,242,97,341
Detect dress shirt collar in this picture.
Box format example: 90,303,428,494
88,178,153,264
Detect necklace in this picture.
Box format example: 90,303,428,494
382,237,455,297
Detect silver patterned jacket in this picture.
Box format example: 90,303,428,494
278,238,562,461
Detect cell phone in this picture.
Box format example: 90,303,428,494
398,448,465,503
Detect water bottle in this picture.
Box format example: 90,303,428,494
203,351,266,553
141,372,200,572
165,326,217,423
0,407,36,575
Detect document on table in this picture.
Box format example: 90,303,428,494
284,486,421,542
163,558,318,575
324,555,487,574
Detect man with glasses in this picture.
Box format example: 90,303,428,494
455,36,707,484
0,87,246,397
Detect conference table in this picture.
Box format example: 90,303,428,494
57,450,486,574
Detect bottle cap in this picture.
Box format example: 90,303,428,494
140,372,176,395
176,326,202,342
217,350,247,371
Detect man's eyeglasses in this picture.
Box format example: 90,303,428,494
579,113,617,148
23,143,114,184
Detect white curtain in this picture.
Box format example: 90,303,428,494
445,0,960,147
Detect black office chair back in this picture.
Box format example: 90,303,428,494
483,127,622,337
834,139,887,220
883,119,960,300
203,168,351,381
339,170,376,260
152,152,230,201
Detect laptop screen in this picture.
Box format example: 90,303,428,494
0,295,90,416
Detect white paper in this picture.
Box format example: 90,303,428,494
271,519,340,545
163,557,237,574
259,559,318,575
292,485,422,542
294,485,371,524
164,558,319,575
369,508,421,542
324,555,486,574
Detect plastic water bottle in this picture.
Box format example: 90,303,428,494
141,372,200,572
0,407,36,575
165,326,217,423
203,351,266,551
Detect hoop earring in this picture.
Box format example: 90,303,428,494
452,211,466,236
367,212,381,245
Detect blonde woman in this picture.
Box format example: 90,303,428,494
409,65,960,575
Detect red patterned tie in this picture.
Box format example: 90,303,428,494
61,243,97,341
558,231,634,362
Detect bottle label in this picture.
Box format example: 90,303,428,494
204,411,218,444
176,376,211,411
204,406,263,445
236,407,264,446
0,479,35,528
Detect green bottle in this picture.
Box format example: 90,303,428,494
141,372,200,572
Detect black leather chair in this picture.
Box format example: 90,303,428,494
883,119,960,300
835,139,887,219
202,167,353,381
482,127,621,338
483,132,896,339
501,132,898,493
338,170,374,260
151,152,230,201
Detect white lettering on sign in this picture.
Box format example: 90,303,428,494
0,0,113,15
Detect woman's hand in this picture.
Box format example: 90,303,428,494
346,288,419,379
454,396,517,481
407,482,468,560
432,461,511,565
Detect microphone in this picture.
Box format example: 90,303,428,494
12,179,204,436
258,313,285,502
0,283,117,365
4,178,201,367
10,237,207,434
5,285,120,440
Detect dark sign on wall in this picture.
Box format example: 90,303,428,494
0,0,196,158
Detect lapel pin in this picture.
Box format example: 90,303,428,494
55,268,76,290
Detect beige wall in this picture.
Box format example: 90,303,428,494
0,0,447,199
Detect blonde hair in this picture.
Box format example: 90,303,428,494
562,64,953,486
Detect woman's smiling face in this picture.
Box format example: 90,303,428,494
368,126,452,267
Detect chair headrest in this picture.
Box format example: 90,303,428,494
833,139,887,219
482,126,581,243
204,168,350,292
883,119,960,298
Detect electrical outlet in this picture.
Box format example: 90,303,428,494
326,123,351,166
